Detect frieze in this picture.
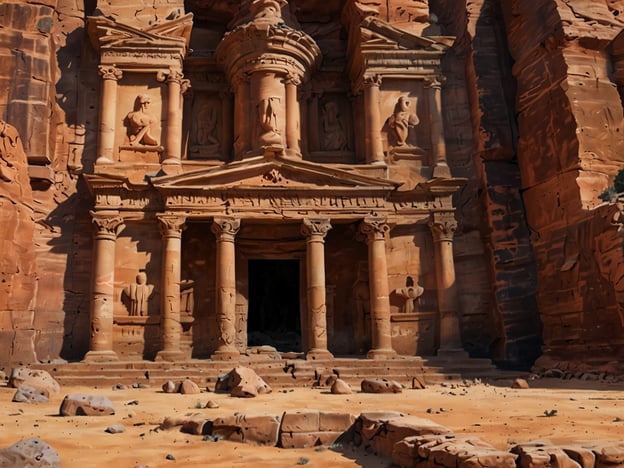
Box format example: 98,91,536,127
101,51,184,63
95,190,160,210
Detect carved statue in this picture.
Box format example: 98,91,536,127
321,100,348,151
123,272,154,316
388,95,419,147
180,279,195,316
394,276,424,313
126,94,159,146
257,96,283,146
196,103,219,147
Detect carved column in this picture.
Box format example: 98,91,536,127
285,74,302,158
233,75,251,159
428,213,464,354
84,211,125,362
359,217,397,359
363,75,385,165
96,66,122,164
301,218,334,360
211,217,241,360
158,68,190,165
156,215,186,361
425,76,450,178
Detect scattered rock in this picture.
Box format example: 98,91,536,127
162,381,180,393
512,378,529,389
412,376,426,389
0,437,61,467
105,425,126,434
205,400,219,409
12,384,49,403
330,378,352,395
59,394,115,416
166,453,176,460
215,366,272,398
112,384,127,391
180,379,200,394
361,378,402,394
8,368,60,398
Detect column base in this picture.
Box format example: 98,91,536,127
155,350,186,362
211,347,240,361
95,156,114,165
305,349,334,360
366,348,397,360
82,350,119,362
436,348,468,359
432,162,451,178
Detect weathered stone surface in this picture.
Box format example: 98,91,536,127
216,367,272,398
59,394,115,416
160,413,206,432
393,434,517,468
279,431,344,449
354,412,452,457
361,378,403,394
0,438,61,467
511,441,582,468
8,368,60,397
179,379,201,394
281,410,321,433
211,414,281,446
12,384,49,403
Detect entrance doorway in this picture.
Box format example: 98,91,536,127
247,259,301,352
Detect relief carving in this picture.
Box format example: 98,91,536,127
125,94,160,148
394,276,424,313
257,97,283,146
122,272,154,316
387,96,419,147
180,279,195,316
321,100,348,151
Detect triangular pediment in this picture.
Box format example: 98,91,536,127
151,156,401,192
359,17,449,52
88,14,193,52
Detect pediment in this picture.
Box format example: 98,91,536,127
359,17,449,52
88,14,193,52
150,157,401,192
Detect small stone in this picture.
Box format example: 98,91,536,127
330,378,352,395
205,400,219,408
12,384,49,404
166,454,176,460
127,400,139,405
412,376,426,389
512,378,529,389
162,381,180,393
180,379,201,394
105,425,126,434
112,384,127,391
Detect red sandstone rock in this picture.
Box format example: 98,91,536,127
8,368,60,398
216,367,272,398
361,378,403,393
330,378,352,394
0,438,60,468
59,394,115,417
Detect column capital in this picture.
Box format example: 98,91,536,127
301,218,331,238
98,65,122,81
157,67,184,84
363,74,383,88
424,75,447,89
157,215,186,237
428,213,457,242
90,211,125,237
212,217,241,240
283,72,302,86
359,217,390,242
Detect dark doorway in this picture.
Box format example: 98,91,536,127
248,259,301,352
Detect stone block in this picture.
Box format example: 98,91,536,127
211,413,280,446
280,410,320,433
59,394,115,416
511,442,582,468
279,431,344,449
318,411,355,432
361,378,402,393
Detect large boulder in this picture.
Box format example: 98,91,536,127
12,384,49,403
59,394,115,416
361,378,402,394
8,368,60,397
215,366,272,398
0,438,60,467
211,413,281,445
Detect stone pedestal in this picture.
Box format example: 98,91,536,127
301,218,334,360
429,213,464,354
84,212,124,362
211,217,241,360
155,215,186,362
359,217,397,359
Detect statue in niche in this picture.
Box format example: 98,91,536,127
257,96,283,146
387,96,419,147
394,276,424,313
196,103,219,147
126,94,159,146
180,279,195,316
123,272,154,316
321,100,348,151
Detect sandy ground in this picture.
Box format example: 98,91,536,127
1,378,623,467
